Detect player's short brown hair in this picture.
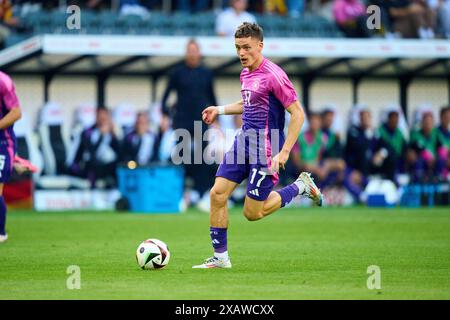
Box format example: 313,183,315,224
234,22,264,41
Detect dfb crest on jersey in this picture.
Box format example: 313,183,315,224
252,80,260,91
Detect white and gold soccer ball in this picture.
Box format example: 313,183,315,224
136,239,171,270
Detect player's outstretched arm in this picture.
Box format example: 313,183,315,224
0,107,21,130
283,101,304,154
202,100,243,124
271,101,305,173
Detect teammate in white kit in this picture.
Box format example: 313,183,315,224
193,22,323,269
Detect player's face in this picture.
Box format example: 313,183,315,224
235,37,263,71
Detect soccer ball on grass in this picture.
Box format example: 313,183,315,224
136,239,170,270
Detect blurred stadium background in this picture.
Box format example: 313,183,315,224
1,0,449,212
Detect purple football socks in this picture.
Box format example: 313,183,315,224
276,183,300,207
210,227,228,260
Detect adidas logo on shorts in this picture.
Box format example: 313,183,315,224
249,189,260,197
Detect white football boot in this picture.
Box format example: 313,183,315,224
0,234,8,243
298,172,323,206
192,257,232,269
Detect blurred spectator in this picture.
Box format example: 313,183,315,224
265,0,288,15
436,105,449,180
83,0,111,11
15,1,41,17
437,0,450,38
247,0,265,14
315,0,335,21
265,0,304,17
36,0,58,11
369,0,399,38
119,0,150,17
286,0,305,17
333,0,372,38
153,111,175,162
121,112,160,166
382,0,436,38
376,110,408,183
142,0,163,10
321,108,343,159
0,2,11,49
407,111,438,182
345,107,378,177
66,0,111,11
0,0,23,48
216,0,257,37
344,107,378,201
292,112,326,181
320,107,346,188
175,0,209,13
292,112,344,187
65,103,97,170
70,108,120,188
161,39,217,203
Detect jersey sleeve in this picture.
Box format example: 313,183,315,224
0,75,20,111
270,69,298,109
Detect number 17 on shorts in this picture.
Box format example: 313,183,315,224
247,166,275,201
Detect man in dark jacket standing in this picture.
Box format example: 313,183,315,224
161,39,218,205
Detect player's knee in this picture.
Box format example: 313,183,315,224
243,208,263,221
245,213,263,221
210,187,228,206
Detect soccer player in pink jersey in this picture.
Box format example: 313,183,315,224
194,22,323,268
0,71,36,243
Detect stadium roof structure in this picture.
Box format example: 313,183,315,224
1,34,449,111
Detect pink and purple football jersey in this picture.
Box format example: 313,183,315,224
216,58,299,201
0,71,20,183
240,58,298,132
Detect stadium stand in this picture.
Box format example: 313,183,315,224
5,3,346,42
2,0,450,48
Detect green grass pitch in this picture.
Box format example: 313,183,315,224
0,207,449,300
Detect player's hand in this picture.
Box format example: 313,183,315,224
271,149,289,174
202,106,219,125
